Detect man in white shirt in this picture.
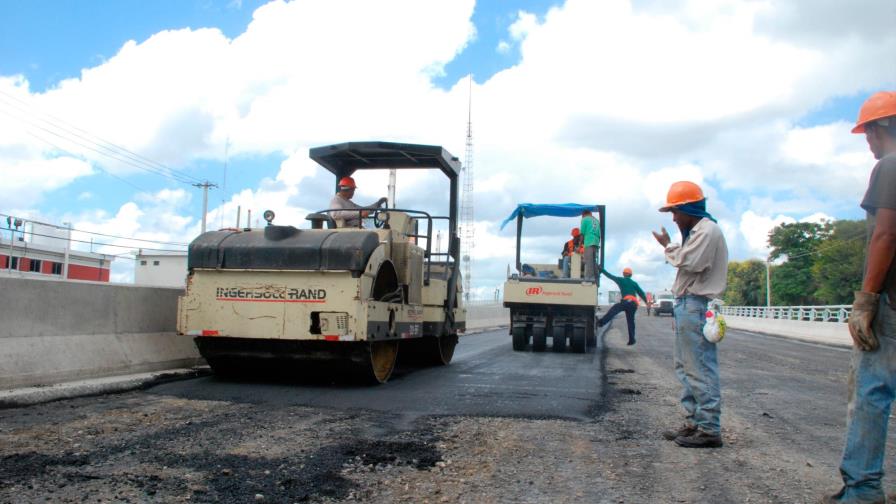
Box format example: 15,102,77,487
652,180,728,449
328,176,387,228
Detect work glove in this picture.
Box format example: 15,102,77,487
848,291,880,352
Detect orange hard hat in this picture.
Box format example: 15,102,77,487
623,267,633,276
571,228,580,237
338,176,357,190
660,181,704,212
852,91,896,134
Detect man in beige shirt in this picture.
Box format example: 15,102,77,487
329,176,387,228
652,180,729,449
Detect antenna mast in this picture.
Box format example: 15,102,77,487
460,76,475,302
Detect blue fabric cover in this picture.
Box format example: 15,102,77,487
500,203,599,230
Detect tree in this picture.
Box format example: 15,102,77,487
812,220,866,304
724,259,767,306
768,222,827,305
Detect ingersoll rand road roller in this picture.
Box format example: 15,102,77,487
501,203,605,353
177,141,465,383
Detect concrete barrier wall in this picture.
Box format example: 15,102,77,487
724,315,851,347
465,303,509,331
0,277,201,389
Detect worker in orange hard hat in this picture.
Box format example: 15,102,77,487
561,227,584,278
328,175,388,228
597,266,648,345
823,91,896,504
653,180,728,449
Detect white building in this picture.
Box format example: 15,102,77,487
135,250,188,288
1,221,114,282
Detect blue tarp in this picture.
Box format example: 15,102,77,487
499,203,599,230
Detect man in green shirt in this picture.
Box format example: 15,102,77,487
581,210,601,279
598,266,648,345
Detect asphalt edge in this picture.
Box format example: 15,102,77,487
0,367,212,410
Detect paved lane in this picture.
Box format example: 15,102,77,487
150,329,608,421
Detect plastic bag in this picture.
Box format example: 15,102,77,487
703,309,727,343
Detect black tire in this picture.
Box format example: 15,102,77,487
586,319,596,347
512,326,527,351
571,327,586,353
532,326,547,352
552,325,566,352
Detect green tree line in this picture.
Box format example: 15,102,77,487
724,220,865,306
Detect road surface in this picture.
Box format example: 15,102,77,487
1,311,890,503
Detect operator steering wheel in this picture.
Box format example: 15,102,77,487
372,199,390,229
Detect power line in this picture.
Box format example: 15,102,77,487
0,90,206,185
25,131,148,192
8,228,186,253
0,213,190,247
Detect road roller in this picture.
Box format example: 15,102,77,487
177,141,465,383
500,203,605,353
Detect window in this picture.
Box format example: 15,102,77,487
9,257,18,270
140,260,147,266
28,260,42,273
153,260,160,266
51,262,63,275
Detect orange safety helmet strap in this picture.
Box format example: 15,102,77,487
853,91,896,134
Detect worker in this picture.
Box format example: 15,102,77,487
580,209,600,279
823,91,896,504
597,267,648,345
328,176,388,228
561,228,583,278
652,180,728,449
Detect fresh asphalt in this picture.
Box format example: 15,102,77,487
149,327,609,421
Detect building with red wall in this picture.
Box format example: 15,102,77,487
0,233,113,282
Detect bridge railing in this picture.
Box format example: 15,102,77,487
719,305,852,323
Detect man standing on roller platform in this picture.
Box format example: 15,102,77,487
822,91,896,504
652,180,728,449
581,210,600,279
598,267,648,345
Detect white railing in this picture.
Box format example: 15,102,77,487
719,305,851,323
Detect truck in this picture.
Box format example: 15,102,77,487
500,203,605,353
177,141,465,383
654,290,674,316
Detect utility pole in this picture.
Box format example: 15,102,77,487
62,222,71,280
460,75,475,302
766,255,772,311
193,181,218,234
388,169,396,208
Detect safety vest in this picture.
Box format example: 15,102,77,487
566,239,583,255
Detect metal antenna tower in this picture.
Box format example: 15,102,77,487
460,76,475,301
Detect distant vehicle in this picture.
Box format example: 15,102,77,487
645,292,656,316
654,291,674,316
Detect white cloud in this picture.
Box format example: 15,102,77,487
1,0,892,296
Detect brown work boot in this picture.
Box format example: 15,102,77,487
674,429,723,448
818,487,887,503
662,424,697,441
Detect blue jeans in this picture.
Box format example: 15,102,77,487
673,295,721,435
837,295,896,502
562,256,571,278
599,300,637,343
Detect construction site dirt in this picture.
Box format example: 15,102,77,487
0,314,877,503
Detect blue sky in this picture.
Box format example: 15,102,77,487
0,0,892,294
